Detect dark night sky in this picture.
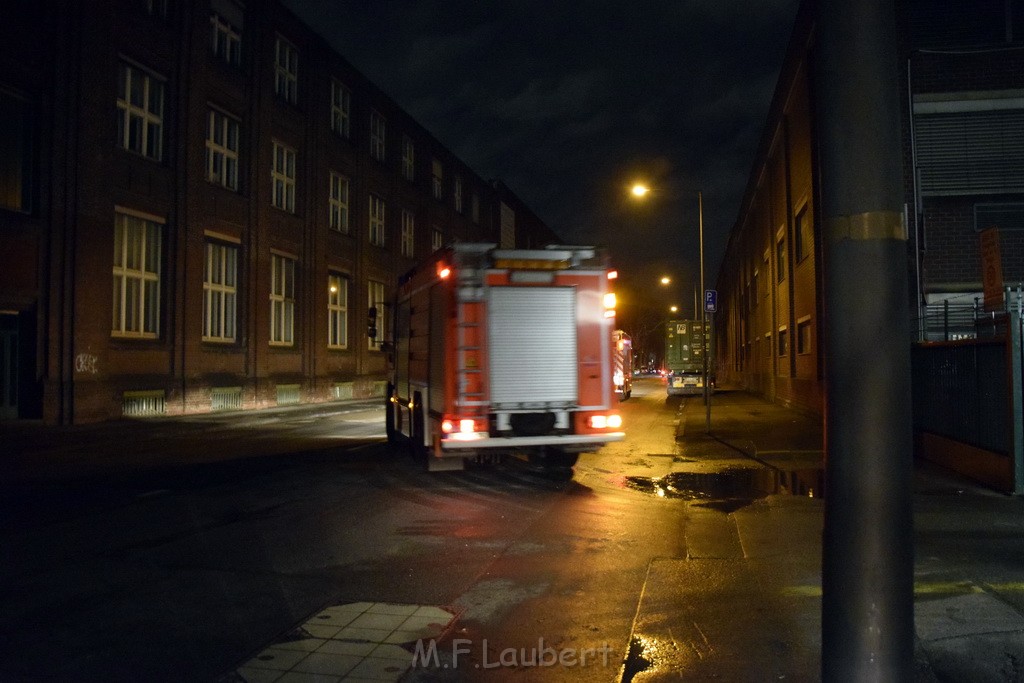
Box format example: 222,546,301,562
281,0,800,332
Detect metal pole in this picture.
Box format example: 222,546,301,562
699,191,710,432
816,0,914,679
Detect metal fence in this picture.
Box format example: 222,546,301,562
914,286,1024,342
911,338,1009,454
911,308,1024,494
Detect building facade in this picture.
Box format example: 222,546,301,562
0,0,560,424
713,0,1024,415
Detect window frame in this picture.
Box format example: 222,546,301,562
368,194,386,246
431,158,443,200
369,109,386,161
329,172,350,233
271,140,296,213
116,60,165,161
400,209,414,257
796,316,813,355
205,108,240,191
202,239,238,343
112,209,163,339
367,279,387,350
330,79,351,138
328,272,349,350
274,34,298,104
0,87,33,213
270,252,296,346
401,135,415,181
794,204,812,263
210,11,241,67
775,228,787,283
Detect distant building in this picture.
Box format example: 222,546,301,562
714,0,1024,414
0,0,559,423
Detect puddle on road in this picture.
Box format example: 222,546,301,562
625,466,823,511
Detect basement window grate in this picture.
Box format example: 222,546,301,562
276,384,301,405
122,390,166,417
211,386,242,411
331,382,354,400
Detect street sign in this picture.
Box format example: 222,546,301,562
704,289,717,313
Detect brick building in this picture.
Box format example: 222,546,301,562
714,0,1024,414
0,0,560,424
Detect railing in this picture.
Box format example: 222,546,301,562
913,285,1024,342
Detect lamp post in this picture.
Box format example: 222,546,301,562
699,191,710,433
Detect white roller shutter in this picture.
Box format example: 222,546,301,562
488,286,578,409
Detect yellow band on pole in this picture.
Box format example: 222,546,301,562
827,210,906,242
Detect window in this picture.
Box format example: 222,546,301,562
431,158,443,199
203,241,238,342
330,79,350,138
401,209,414,257
797,317,812,355
778,327,788,356
471,193,480,223
794,205,812,262
271,140,296,213
370,110,386,161
329,172,350,233
776,231,786,283
368,194,385,246
328,272,349,349
454,176,463,213
914,97,1024,195
432,227,443,252
117,61,164,161
274,35,298,104
0,88,33,213
368,279,387,350
270,253,295,345
112,210,162,338
206,109,239,191
210,10,241,67
402,135,415,181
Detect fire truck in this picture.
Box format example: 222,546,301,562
613,330,633,400
382,243,624,471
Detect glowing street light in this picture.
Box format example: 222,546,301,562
660,276,671,286
670,305,679,313
631,183,650,198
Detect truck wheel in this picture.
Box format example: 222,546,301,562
529,448,578,472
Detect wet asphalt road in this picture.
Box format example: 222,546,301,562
0,378,752,681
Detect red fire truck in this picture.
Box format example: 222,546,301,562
382,243,624,471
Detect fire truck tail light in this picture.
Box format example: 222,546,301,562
441,416,487,440
437,264,452,279
589,414,623,430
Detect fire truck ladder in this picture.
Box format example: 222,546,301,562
456,273,487,410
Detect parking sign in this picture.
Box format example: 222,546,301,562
704,289,717,313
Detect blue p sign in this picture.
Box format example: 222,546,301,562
704,289,717,313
